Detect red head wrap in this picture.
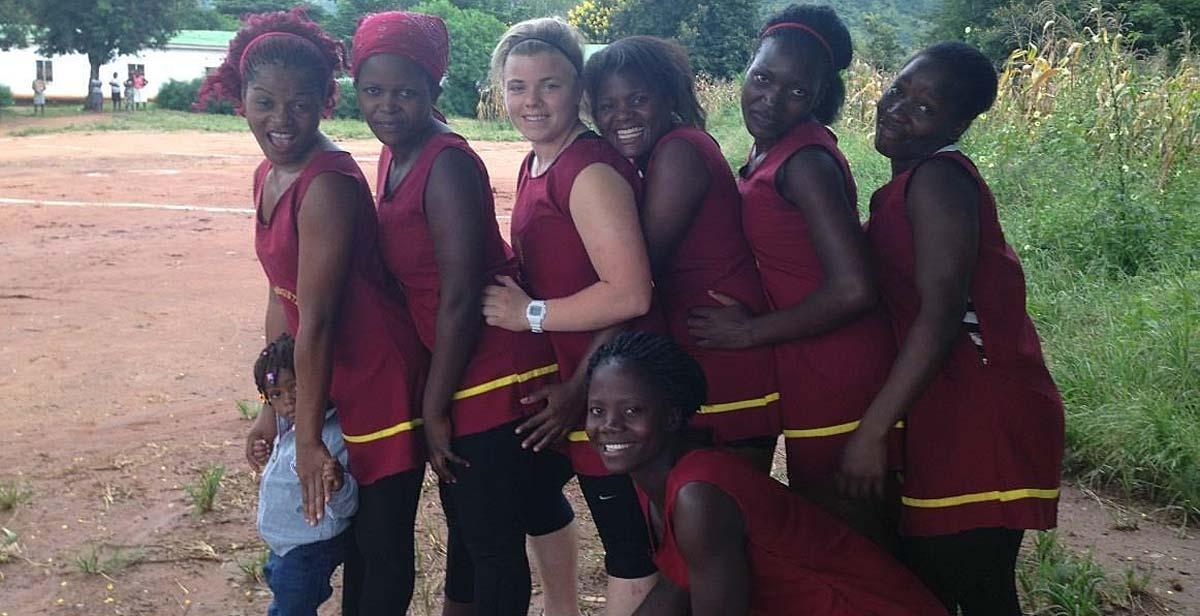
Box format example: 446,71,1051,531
351,11,450,83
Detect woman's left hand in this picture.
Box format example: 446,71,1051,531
482,275,533,332
687,290,756,349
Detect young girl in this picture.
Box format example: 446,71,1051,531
481,17,658,614
584,36,780,471
844,42,1064,615
350,12,575,615
583,331,947,616
252,333,357,616
198,9,430,614
685,5,895,519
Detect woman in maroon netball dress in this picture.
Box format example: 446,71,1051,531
844,42,1063,615
351,12,574,616
686,5,895,525
585,36,780,471
198,10,430,614
481,17,658,614
584,331,947,616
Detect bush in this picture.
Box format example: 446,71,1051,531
334,77,359,120
0,84,13,108
158,78,235,114
412,0,506,117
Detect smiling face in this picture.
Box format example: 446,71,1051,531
264,367,297,422
356,54,439,150
592,70,675,162
243,63,324,168
741,37,826,149
585,360,681,475
875,55,968,168
502,50,582,146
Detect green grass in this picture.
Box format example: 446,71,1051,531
236,399,262,421
3,107,524,142
237,547,270,584
185,463,225,515
73,545,144,575
0,479,32,511
1020,532,1110,615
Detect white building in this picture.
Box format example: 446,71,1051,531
1,30,235,101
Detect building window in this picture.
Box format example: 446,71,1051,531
36,60,53,82
128,63,145,78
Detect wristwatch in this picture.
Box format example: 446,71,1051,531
525,300,547,333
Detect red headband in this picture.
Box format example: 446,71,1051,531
761,22,833,63
238,31,325,76
351,11,449,83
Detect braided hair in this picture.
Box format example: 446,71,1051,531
757,4,853,125
196,8,344,117
585,331,708,425
253,333,295,398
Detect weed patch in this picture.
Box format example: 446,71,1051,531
185,463,225,515
0,479,32,511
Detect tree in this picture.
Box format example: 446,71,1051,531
213,0,325,19
609,0,758,79
27,0,191,99
413,0,507,116
676,0,758,78
567,0,623,43
860,12,904,69
322,0,409,45
177,1,241,31
0,0,31,50
1118,1,1200,49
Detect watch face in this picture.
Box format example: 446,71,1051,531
528,304,545,317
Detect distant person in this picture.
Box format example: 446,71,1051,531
108,72,122,112
584,331,949,616
134,72,148,110
250,333,358,616
847,41,1065,615
31,78,46,115
88,76,103,112
123,76,136,111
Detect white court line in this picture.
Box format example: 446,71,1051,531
0,197,252,214
0,196,513,219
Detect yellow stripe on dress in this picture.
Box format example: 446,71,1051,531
452,364,560,400
902,487,1059,509
343,418,424,444
783,420,906,438
567,430,589,442
697,392,780,415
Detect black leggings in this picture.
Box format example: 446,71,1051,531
353,469,424,615
578,473,657,579
902,527,1025,616
440,421,575,613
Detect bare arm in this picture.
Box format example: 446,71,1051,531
293,171,359,524
839,158,980,499
673,482,751,616
689,148,876,349
421,148,488,482
246,287,286,470
483,162,652,332
640,138,710,279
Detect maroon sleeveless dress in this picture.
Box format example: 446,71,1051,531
866,149,1063,536
254,150,429,485
640,449,948,615
739,121,895,484
510,134,646,477
646,127,780,444
376,133,559,437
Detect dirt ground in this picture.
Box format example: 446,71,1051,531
0,125,1197,615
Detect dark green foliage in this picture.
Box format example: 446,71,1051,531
412,0,507,116
1118,0,1200,49
0,84,13,108
676,0,759,78
761,0,937,51
334,77,359,119
453,0,576,23
0,0,32,50
860,12,903,69
178,3,241,31
609,0,758,79
322,0,405,44
212,0,327,19
158,78,235,114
